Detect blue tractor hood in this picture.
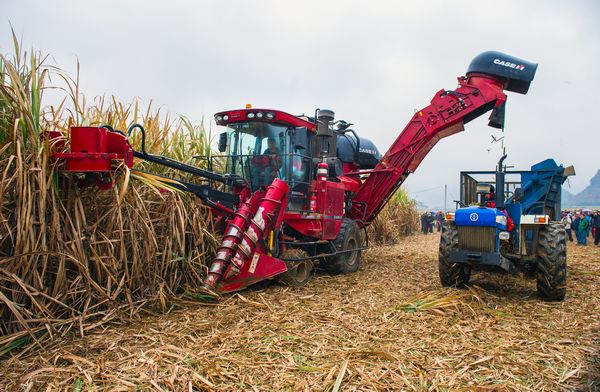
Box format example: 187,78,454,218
455,206,505,229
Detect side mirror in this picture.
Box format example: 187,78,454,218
218,132,228,153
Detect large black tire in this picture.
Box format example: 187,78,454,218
439,222,471,287
322,218,362,275
536,222,567,301
279,260,313,287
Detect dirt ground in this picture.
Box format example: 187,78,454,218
2,234,599,391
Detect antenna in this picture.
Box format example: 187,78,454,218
499,126,508,158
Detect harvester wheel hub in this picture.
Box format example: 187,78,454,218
345,237,358,267
279,260,313,287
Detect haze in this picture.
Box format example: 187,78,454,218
3,0,599,208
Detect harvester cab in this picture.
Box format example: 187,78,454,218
212,108,382,209
441,156,575,301
50,50,538,295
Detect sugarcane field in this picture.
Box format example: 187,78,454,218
2,1,600,391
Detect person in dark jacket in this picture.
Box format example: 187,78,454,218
420,213,428,234
436,211,444,232
428,212,435,233
592,211,600,246
572,214,580,243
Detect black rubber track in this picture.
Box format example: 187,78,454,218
536,222,567,301
438,222,471,287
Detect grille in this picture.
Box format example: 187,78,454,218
458,226,496,252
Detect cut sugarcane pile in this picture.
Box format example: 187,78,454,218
3,235,598,391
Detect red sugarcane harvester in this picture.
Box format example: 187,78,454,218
51,51,538,294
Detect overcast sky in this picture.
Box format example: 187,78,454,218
3,0,599,208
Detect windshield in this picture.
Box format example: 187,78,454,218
221,122,288,191
228,122,287,157
217,122,312,208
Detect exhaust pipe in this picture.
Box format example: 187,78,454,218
496,154,508,210
316,109,335,158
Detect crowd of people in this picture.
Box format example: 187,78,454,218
420,211,444,234
562,210,600,246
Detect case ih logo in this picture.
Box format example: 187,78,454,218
469,213,479,222
494,59,525,71
359,147,378,155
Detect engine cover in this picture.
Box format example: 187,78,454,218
455,206,501,228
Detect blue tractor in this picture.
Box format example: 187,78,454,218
439,155,575,301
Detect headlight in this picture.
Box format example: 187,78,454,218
265,112,275,120
496,215,507,226
215,115,223,122
499,231,510,241
247,112,255,119
222,115,229,121
256,112,264,119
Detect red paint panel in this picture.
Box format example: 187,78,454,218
324,182,344,216
283,213,324,238
214,108,317,132
52,127,133,172
338,175,359,193
218,251,287,293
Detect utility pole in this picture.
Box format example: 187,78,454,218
444,184,447,211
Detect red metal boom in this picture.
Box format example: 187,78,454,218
349,75,509,225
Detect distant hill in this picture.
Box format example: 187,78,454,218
562,189,575,206
416,200,429,210
564,169,600,207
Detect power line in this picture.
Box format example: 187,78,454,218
411,185,445,194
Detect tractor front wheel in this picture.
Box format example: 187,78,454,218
322,218,363,275
536,222,567,301
439,222,471,287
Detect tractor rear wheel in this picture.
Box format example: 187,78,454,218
439,222,471,287
536,222,567,301
322,218,362,275
279,260,313,287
